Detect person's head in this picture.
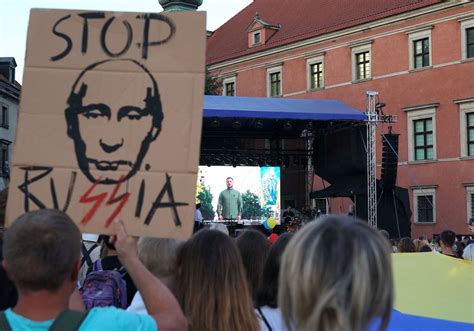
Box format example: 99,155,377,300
279,215,393,331
138,237,183,291
2,209,81,293
65,59,163,185
195,203,201,210
462,244,474,261
175,229,259,331
379,229,390,240
398,237,415,253
419,245,432,252
440,230,456,248
208,223,229,235
258,233,293,308
226,177,234,189
236,230,271,306
412,239,423,252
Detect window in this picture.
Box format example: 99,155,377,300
467,186,474,223
457,99,474,158
461,19,474,60
0,141,8,176
253,32,261,45
306,55,324,90
405,105,437,162
1,105,8,129
355,51,370,80
310,63,323,89
225,82,235,96
351,43,372,82
468,113,474,156
267,66,282,97
413,188,436,224
408,29,432,70
413,38,430,68
270,72,281,97
222,76,236,96
313,198,328,214
413,118,434,160
467,28,474,59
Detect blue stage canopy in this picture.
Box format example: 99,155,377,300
203,95,367,121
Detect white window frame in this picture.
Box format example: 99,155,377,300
413,188,436,224
460,18,474,60
312,198,329,214
458,100,474,158
467,186,474,223
405,106,437,162
306,55,324,90
351,43,372,82
222,76,236,96
267,65,282,97
408,29,432,70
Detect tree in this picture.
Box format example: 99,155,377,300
242,190,266,220
197,185,215,220
205,69,221,95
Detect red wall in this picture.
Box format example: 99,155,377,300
210,5,474,237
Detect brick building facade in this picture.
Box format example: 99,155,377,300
207,0,474,237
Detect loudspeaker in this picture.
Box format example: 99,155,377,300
380,134,399,192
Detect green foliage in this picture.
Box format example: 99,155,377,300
242,190,268,220
205,70,222,95
197,185,215,220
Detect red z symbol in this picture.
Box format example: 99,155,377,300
79,176,130,228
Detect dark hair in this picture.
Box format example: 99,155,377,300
257,233,293,308
397,237,415,253
236,230,271,306
440,230,456,247
419,245,432,252
226,177,233,181
3,209,81,292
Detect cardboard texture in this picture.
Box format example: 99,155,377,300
6,9,206,238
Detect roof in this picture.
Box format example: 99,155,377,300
0,57,17,67
0,74,21,90
207,0,442,65
204,95,366,121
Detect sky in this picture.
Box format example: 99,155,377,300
0,0,252,82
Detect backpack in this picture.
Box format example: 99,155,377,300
0,310,88,331
80,259,128,310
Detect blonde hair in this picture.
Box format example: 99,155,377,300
279,215,393,331
175,229,259,331
137,237,183,279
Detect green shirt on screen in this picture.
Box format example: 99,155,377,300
217,188,242,219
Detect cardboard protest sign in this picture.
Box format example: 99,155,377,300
6,9,206,238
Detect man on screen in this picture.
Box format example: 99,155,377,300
217,177,242,220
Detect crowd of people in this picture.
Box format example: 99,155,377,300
0,189,473,330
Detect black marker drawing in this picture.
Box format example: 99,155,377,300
65,58,164,185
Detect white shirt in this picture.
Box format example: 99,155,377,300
256,306,287,331
195,209,203,223
127,292,147,314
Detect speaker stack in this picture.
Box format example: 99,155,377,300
380,133,399,192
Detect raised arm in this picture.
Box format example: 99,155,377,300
113,220,187,331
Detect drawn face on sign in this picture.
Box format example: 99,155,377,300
65,59,163,184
